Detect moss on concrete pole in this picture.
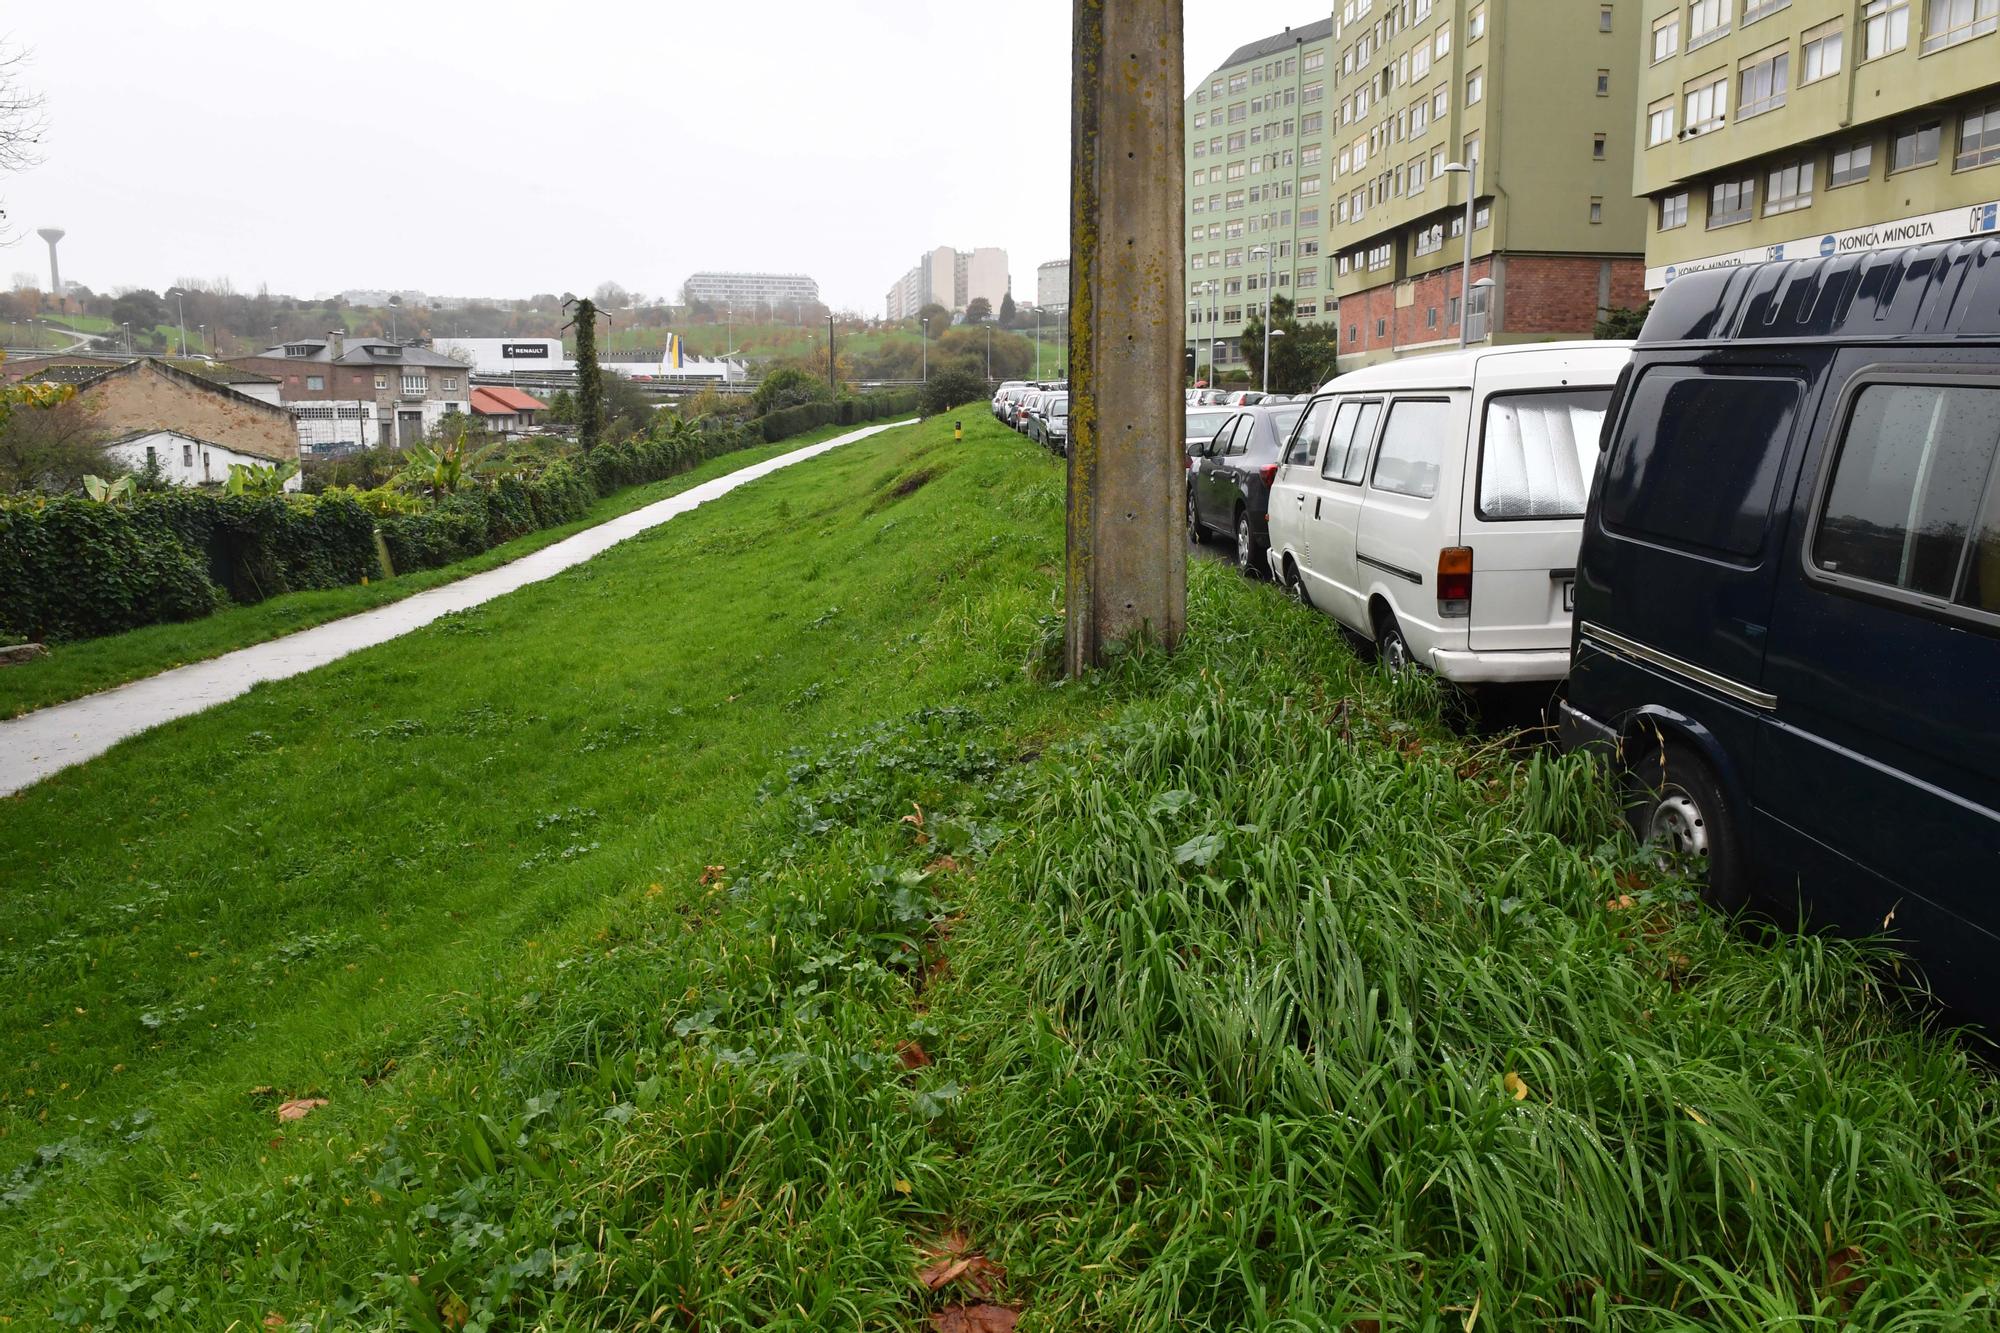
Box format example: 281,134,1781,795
1065,0,1187,675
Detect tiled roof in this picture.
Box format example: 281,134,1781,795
167,359,279,384
470,386,545,414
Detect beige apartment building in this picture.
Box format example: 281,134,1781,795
1183,19,1340,378
1326,0,1649,369
1637,0,2000,290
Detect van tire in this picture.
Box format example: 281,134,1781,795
1375,612,1415,675
1628,741,1749,913
1282,556,1310,606
1186,492,1202,544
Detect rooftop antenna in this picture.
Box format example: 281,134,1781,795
36,228,65,313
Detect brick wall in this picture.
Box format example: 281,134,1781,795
83,361,299,461
1338,254,1645,362
230,355,379,405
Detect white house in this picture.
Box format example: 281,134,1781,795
101,429,303,491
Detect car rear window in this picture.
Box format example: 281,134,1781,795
1370,399,1449,498
1186,411,1231,437
1601,370,1802,560
1478,388,1612,519
1813,381,2000,615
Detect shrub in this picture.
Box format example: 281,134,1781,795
752,367,834,416
0,497,221,642
920,366,989,418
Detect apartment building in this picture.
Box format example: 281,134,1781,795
1183,19,1339,376
1326,0,1648,369
680,272,821,310
884,247,1011,321
230,334,473,455
1637,0,2000,291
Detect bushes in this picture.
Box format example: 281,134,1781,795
920,366,989,418
0,392,915,643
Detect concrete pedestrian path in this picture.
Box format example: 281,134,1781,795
0,420,916,797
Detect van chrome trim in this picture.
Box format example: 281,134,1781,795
1577,621,1779,711
1357,552,1424,585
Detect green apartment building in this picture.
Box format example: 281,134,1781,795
1637,0,2000,291
1326,0,1649,369
1184,19,1340,381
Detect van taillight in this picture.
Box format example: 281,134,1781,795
1437,547,1473,618
1259,464,1279,486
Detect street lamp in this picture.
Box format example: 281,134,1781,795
1249,245,1274,394
1468,276,1496,346
985,324,993,382
1034,306,1042,380
171,289,188,359
121,322,132,355
198,324,207,359
921,316,930,382
1442,158,1480,349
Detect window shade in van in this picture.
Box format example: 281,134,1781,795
1600,371,1801,559
1479,389,1612,519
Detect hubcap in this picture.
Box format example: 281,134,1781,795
1237,519,1252,568
1648,791,1710,863
1382,630,1411,674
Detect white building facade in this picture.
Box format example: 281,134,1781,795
103,429,303,490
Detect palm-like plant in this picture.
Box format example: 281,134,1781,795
400,426,503,502
222,461,300,498
81,474,137,504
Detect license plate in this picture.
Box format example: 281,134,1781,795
1561,580,1576,613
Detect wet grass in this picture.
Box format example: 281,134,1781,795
0,426,857,719
0,414,1994,1330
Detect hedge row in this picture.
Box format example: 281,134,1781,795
0,396,914,644
757,389,922,443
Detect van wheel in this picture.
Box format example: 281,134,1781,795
1186,492,1201,544
1376,613,1415,675
1282,556,1310,606
1628,742,1748,913
1234,513,1261,577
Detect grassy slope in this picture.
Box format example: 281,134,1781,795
0,425,858,719
1,415,1995,1330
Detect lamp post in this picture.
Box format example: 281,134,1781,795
198,324,207,359
121,322,132,355
172,289,188,359
921,316,930,382
1442,157,1480,349
985,324,993,382
1034,306,1042,380
1249,245,1274,393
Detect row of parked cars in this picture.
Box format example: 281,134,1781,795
1184,239,2000,1026
993,381,1069,454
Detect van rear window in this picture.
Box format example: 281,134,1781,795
1371,399,1451,499
1478,389,1612,519
1813,381,2000,615
1600,371,1801,559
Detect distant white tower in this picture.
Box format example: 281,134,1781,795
36,228,65,311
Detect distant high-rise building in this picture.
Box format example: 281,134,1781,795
883,247,1011,319
681,272,821,311
1037,259,1071,309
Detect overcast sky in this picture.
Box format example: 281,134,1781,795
2,1,1317,315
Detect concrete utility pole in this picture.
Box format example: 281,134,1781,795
1065,0,1185,675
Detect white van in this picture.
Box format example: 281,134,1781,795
1264,341,1632,684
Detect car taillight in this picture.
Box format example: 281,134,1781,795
1259,463,1279,486
1437,546,1473,617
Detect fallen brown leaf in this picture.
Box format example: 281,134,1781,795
275,1098,327,1123
263,1315,286,1329
698,865,726,886
898,1041,932,1070
901,803,926,828
921,1253,1004,1297
930,1304,1019,1333
925,855,962,875
1503,1071,1530,1102
438,1291,470,1330
1606,895,1638,911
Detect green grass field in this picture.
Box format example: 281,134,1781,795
2,415,1996,1329
0,426,857,720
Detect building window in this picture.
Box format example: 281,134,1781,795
402,374,428,395
375,374,388,389
1600,5,1615,31
1738,45,1789,119
1465,68,1483,105
1801,20,1846,81
1743,0,1791,23
1593,132,1607,159
1684,71,1728,135
1469,4,1486,39
1891,118,1942,170
1300,174,1322,195
1426,307,1439,328
1864,0,1911,56
182,443,193,467
1660,191,1690,229
1436,25,1451,58
1376,318,1387,336
1597,69,1611,95
1958,100,2000,169
1830,138,1874,185
1689,0,1731,47
1924,0,1999,52
1709,175,1755,226
1765,158,1816,213
305,375,324,391
1652,12,1681,61
1648,97,1677,146
1590,197,1604,223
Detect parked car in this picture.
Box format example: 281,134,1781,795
1017,391,1047,435
1185,408,1233,460
1222,390,1268,407
992,381,1027,419
1034,393,1069,454
1186,402,1306,572
1559,241,2000,1026
1265,341,1631,683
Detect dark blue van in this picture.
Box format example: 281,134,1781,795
1562,239,2000,1024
